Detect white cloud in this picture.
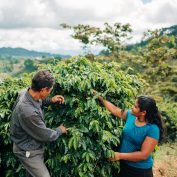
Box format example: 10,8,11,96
0,0,176,54
0,28,82,55
146,0,177,24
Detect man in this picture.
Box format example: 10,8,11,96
10,70,68,177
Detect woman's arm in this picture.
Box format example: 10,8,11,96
109,136,158,162
98,95,127,120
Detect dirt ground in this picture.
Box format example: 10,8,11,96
153,143,177,177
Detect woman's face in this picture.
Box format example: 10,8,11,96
131,100,141,117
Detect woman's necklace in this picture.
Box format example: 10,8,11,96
135,117,147,126
137,117,145,122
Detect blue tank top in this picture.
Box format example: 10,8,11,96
119,109,160,169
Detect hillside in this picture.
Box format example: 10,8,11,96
0,47,70,58
126,24,177,51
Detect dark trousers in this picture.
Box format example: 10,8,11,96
118,162,153,177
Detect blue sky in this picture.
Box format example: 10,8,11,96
0,0,176,55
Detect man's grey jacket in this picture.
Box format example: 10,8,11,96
10,88,62,151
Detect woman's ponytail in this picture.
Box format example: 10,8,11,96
138,96,166,143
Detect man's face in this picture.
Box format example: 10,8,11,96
39,87,53,99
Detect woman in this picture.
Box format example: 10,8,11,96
97,95,165,177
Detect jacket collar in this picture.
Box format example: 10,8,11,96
25,87,42,109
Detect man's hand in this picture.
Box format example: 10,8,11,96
51,95,65,104
58,124,68,134
108,152,121,162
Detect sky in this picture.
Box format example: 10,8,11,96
0,0,177,55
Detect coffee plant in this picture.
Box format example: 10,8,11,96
0,77,30,176
38,57,142,177
0,57,142,177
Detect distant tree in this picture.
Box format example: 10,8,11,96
99,49,111,56
138,29,177,101
54,55,62,60
24,59,37,71
4,65,12,72
9,58,20,65
61,22,132,59
140,30,177,76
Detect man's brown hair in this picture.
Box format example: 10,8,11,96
31,70,55,91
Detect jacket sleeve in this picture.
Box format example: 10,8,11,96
42,97,52,107
19,113,62,142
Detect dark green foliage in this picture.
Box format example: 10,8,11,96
0,57,142,177
159,102,177,141
0,77,30,177
42,57,142,177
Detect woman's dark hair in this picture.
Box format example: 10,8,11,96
31,70,55,91
137,96,166,142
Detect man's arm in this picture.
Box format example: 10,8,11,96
20,114,67,142
42,95,65,106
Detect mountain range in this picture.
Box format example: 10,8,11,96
0,47,70,58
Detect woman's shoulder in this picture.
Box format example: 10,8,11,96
146,123,160,140
146,123,160,133
148,123,159,130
